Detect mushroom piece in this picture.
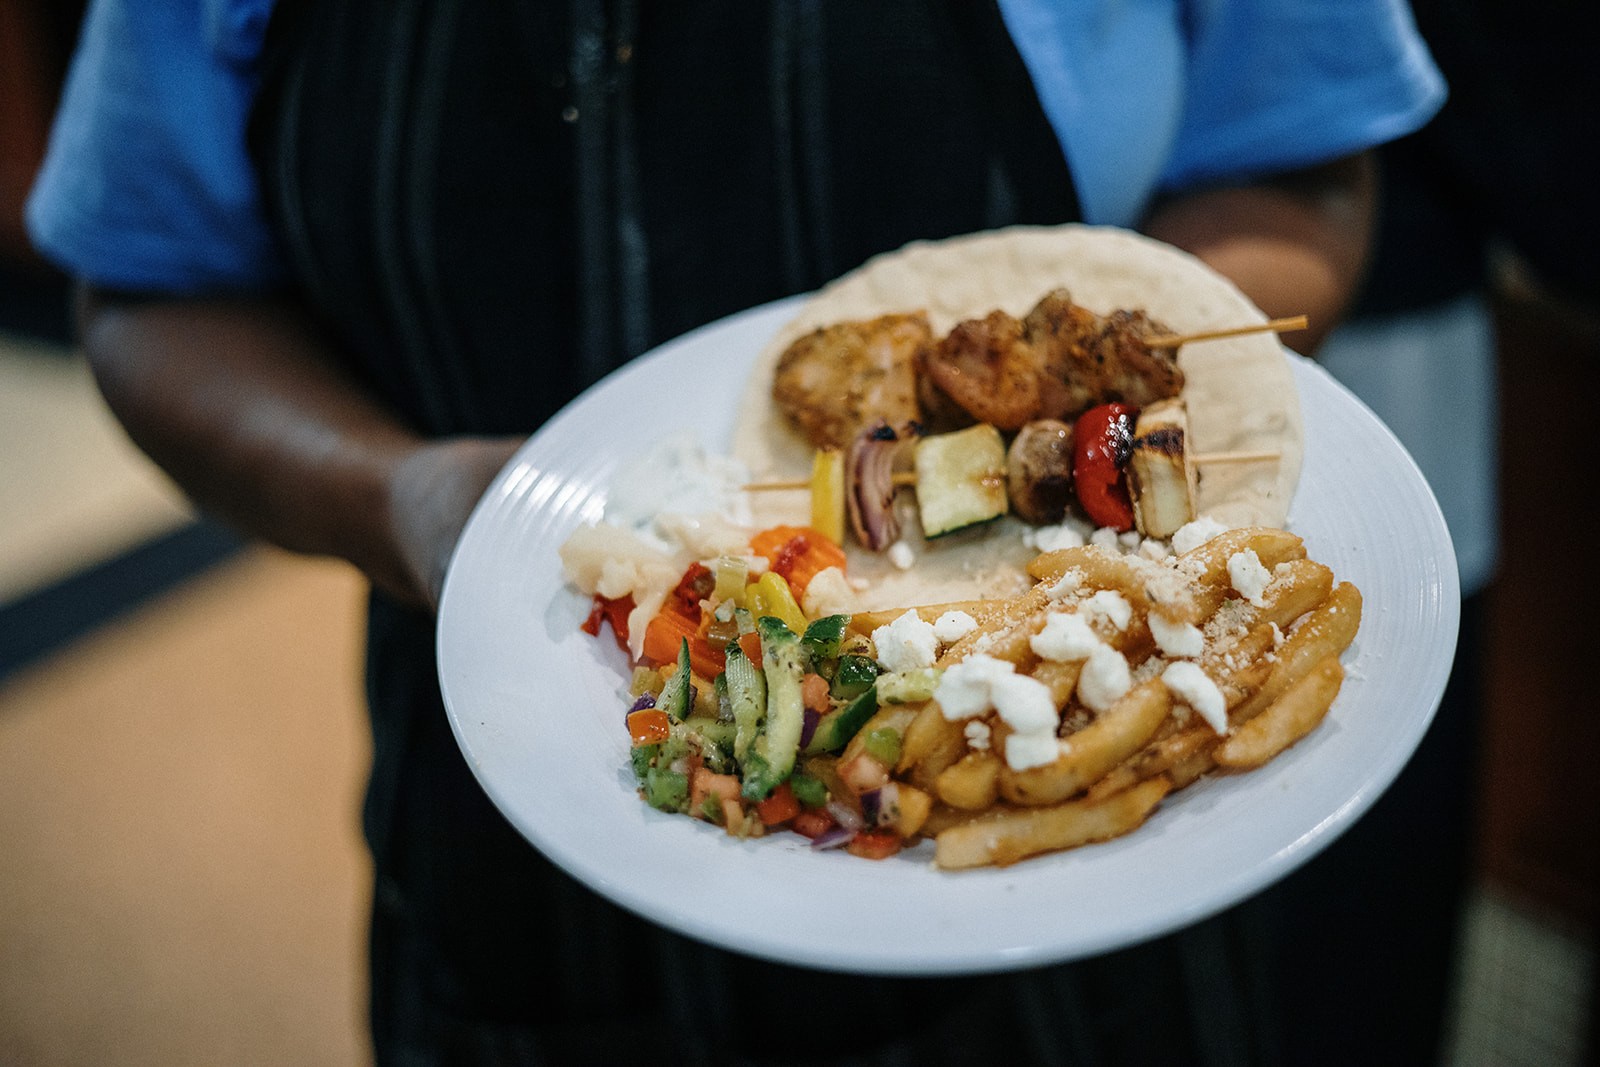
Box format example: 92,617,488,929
1006,419,1076,524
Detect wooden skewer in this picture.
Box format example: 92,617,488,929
1142,315,1308,349
744,450,1278,491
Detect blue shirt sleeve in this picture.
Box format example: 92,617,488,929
25,0,284,293
1160,0,1446,191
1002,0,1445,227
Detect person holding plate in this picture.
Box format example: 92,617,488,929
28,1,1452,1063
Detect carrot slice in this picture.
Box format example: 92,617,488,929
750,526,847,599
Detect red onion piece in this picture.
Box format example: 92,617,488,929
810,826,856,851
846,422,904,551
799,708,820,749
627,693,656,717
826,799,864,833
859,788,882,827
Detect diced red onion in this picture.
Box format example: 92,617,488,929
810,825,856,851
859,788,882,827
799,708,820,749
857,783,896,825
628,693,656,716
826,799,865,833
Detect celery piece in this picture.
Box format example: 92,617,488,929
643,767,688,812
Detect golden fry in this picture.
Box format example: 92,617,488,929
934,776,1171,869
1231,582,1362,726
997,680,1172,805
935,749,1003,810
1215,656,1344,770
849,599,999,636
1086,723,1215,802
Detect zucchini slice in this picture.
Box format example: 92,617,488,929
914,423,1009,538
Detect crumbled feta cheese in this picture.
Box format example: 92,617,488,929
1025,523,1088,552
1171,516,1229,555
934,653,1016,721
801,566,856,618
1082,590,1133,632
1119,530,1143,550
1046,568,1084,599
1138,538,1171,561
964,719,992,752
932,610,979,645
1149,611,1205,658
1078,644,1133,712
1162,661,1228,734
989,672,1059,734
1004,731,1063,772
1270,621,1286,648
1090,527,1124,551
887,541,916,570
871,610,939,673
1030,611,1101,662
1228,549,1271,606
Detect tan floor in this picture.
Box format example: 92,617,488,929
0,549,374,1067
0,337,192,604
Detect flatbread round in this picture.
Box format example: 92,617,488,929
732,224,1304,610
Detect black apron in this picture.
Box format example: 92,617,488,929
247,5,1464,1064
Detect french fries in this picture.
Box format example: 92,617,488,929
851,527,1362,869
935,777,1172,869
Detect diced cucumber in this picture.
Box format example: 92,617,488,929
863,727,903,767
741,616,807,800
803,685,878,755
643,767,689,812
876,668,940,704
630,743,660,781
914,423,1009,537
801,614,852,663
656,639,695,722
829,653,880,701
678,716,737,774
788,772,829,808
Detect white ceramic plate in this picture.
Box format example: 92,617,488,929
437,296,1459,976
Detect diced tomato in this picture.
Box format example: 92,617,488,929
801,673,831,714
580,593,634,653
791,809,837,840
755,782,802,826
749,525,847,598
837,751,891,795
691,767,741,818
738,631,763,669
626,708,671,746
846,829,902,861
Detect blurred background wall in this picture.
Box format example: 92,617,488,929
1,1,1595,1064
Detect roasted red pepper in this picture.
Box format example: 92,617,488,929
580,593,635,653
1072,402,1137,531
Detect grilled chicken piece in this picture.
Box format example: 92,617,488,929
1006,418,1075,524
1023,290,1184,420
1127,399,1197,538
920,310,1041,431
773,312,932,451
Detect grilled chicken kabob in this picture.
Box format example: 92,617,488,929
768,288,1204,548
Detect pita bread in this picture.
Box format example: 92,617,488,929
732,225,1304,611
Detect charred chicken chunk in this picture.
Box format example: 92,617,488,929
920,310,1042,431
772,313,931,451
1024,291,1183,419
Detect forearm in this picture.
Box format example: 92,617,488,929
1142,153,1376,355
78,290,515,607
